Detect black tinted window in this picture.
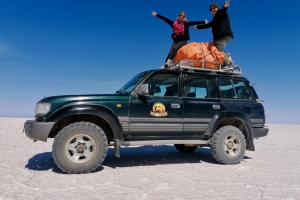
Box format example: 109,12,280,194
217,78,252,99
144,73,178,97
183,74,216,98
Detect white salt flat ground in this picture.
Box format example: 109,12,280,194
0,118,299,200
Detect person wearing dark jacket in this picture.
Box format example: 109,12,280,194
152,11,207,69
195,0,234,70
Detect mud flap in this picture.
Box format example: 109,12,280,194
113,138,122,158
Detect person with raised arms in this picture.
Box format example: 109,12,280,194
195,0,234,71
152,11,207,69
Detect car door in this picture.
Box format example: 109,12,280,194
182,73,222,136
128,71,183,139
216,77,265,127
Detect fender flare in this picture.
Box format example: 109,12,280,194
205,111,255,151
46,105,124,141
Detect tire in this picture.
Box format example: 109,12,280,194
174,144,198,153
210,125,246,165
52,122,108,174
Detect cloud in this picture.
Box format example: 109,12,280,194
266,104,277,107
0,40,11,55
0,94,17,98
33,76,122,87
25,76,124,95
0,39,25,57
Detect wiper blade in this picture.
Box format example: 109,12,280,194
116,90,129,94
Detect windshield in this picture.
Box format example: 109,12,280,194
116,71,150,94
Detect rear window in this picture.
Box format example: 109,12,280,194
217,78,252,99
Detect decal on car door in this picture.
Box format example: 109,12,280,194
150,102,168,117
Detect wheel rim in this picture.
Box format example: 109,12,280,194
65,133,96,163
223,134,241,157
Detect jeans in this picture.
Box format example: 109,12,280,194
165,40,187,62
215,36,231,65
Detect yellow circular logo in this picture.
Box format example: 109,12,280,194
150,102,168,117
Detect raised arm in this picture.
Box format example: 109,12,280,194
224,0,230,8
187,20,207,27
195,21,213,29
151,11,173,27
218,0,230,16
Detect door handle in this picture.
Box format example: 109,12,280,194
171,103,180,108
213,105,220,109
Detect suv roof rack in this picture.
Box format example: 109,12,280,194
168,59,242,75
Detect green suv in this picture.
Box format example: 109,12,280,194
24,66,268,174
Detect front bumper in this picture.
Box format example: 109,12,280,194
23,120,55,142
253,127,269,139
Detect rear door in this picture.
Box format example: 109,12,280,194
216,77,265,127
182,73,222,136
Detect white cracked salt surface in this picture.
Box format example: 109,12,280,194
0,118,299,199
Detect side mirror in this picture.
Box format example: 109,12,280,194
137,84,149,96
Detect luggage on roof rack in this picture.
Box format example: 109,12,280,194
168,59,242,75
166,42,242,75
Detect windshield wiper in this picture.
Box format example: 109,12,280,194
116,90,130,94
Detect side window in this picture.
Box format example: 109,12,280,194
183,74,216,98
144,73,178,97
217,78,252,99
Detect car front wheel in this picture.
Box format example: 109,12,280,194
52,122,108,174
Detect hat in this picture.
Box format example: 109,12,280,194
210,2,219,10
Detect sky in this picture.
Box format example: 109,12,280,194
0,0,299,125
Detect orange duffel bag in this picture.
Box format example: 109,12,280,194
172,42,225,69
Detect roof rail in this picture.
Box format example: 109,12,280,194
168,59,242,75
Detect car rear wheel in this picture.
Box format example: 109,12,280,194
52,122,108,174
210,125,246,164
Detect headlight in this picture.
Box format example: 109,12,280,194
35,102,51,115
